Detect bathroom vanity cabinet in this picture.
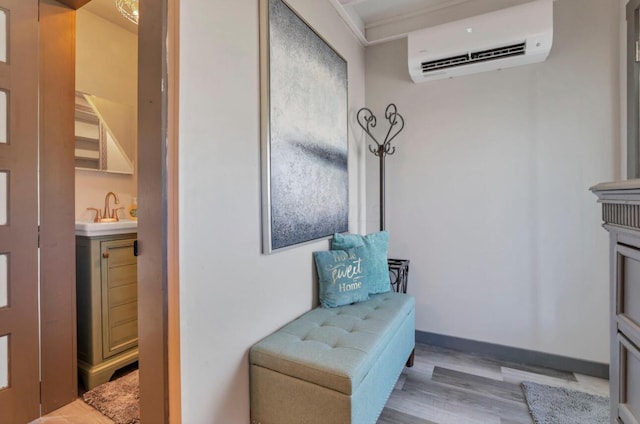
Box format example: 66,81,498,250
76,232,138,390
592,181,640,424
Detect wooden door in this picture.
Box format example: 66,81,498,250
39,0,77,413
0,1,41,423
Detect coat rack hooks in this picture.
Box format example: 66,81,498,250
356,103,405,230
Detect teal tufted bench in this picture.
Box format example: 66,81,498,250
250,291,415,424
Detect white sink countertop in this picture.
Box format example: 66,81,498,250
75,219,138,236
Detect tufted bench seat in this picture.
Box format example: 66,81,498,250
250,291,415,424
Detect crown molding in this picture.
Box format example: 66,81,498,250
330,0,558,47
330,0,476,46
328,0,369,46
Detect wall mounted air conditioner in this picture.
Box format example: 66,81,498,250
408,0,553,83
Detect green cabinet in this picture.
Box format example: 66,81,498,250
76,233,138,390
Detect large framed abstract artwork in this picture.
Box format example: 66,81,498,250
260,0,349,254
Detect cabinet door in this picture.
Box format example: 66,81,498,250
616,244,640,348
616,243,640,424
100,238,138,359
618,334,640,424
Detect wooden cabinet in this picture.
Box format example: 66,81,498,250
592,181,640,424
614,244,640,424
76,233,138,390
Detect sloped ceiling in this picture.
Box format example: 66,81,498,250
57,0,92,9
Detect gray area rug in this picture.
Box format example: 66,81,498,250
521,381,609,424
82,370,140,424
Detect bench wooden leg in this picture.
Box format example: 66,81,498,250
406,348,415,368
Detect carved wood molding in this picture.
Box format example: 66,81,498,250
591,181,640,229
602,203,640,229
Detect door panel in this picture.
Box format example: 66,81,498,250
0,334,7,389
38,0,77,412
0,90,7,144
0,1,40,422
0,254,7,308
0,171,5,224
0,9,7,63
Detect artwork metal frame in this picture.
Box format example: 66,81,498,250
260,0,349,254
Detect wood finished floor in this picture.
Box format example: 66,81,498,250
31,400,114,424
378,343,609,424
32,343,609,424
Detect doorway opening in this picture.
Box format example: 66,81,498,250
35,0,179,422
74,0,140,398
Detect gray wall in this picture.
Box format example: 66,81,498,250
178,0,366,422
365,0,619,363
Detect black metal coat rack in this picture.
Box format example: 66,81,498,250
356,103,405,231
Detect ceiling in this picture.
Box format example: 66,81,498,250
330,0,541,45
81,0,138,34
339,0,470,24
81,0,547,44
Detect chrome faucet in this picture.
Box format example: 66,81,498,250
103,191,120,221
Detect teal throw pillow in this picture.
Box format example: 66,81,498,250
331,231,390,294
313,247,370,308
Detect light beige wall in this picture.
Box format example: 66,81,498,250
365,0,619,363
75,9,137,219
178,0,366,422
621,0,627,179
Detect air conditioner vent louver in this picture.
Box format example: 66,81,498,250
421,42,526,73
421,54,469,72
470,42,526,61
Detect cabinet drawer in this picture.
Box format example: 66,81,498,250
103,242,136,267
110,301,137,327
618,334,640,424
616,245,640,344
110,319,138,351
108,263,136,290
109,282,137,307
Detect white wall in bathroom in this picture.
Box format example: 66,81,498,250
75,9,138,219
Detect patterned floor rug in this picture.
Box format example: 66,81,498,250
521,381,609,424
82,370,140,424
